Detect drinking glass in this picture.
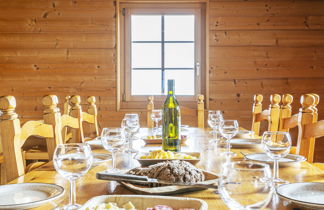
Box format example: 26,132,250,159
262,131,292,185
53,143,93,210
208,110,223,142
219,120,239,156
101,128,125,172
124,113,140,153
151,109,162,136
219,161,273,210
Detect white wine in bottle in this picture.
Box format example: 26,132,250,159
162,79,181,152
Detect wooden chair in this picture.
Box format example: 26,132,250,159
63,95,99,141
24,95,84,162
82,96,99,140
0,96,60,183
296,94,319,163
147,94,205,128
277,94,322,165
147,96,154,128
251,94,281,136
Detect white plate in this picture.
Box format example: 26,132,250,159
80,195,208,210
277,182,324,208
0,183,64,209
135,152,200,167
244,153,306,167
235,130,255,138
230,138,262,148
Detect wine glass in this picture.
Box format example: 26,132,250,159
219,120,239,156
124,113,140,153
262,131,292,185
151,109,162,137
208,110,223,142
53,143,93,210
101,128,125,172
219,161,273,210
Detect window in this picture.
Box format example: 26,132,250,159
118,3,207,108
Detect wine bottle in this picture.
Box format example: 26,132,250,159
162,79,181,152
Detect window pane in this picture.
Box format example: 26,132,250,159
132,15,161,41
165,43,194,68
165,15,195,41
132,43,161,68
132,70,162,95
165,70,195,95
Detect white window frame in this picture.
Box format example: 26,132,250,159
117,2,207,110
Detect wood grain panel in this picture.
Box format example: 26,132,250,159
209,1,324,17
0,49,115,64
210,30,324,47
0,33,115,49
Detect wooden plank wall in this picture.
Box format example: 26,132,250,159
0,0,324,160
208,0,324,161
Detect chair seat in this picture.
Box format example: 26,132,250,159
25,148,49,160
312,163,324,171
25,162,47,173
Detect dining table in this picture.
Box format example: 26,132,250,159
9,128,324,210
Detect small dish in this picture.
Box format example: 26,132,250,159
135,152,200,167
0,183,64,209
244,153,306,167
277,182,324,209
79,195,208,210
230,138,262,148
235,130,256,139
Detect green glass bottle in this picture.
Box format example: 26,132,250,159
162,79,181,152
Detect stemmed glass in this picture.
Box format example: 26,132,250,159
262,131,292,185
151,109,162,137
219,161,273,210
53,143,93,210
124,113,140,153
219,120,239,156
101,128,125,172
208,110,223,142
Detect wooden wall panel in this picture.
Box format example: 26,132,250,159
209,0,324,162
0,0,324,160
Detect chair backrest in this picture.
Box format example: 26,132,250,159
147,96,154,128
146,94,205,128
41,95,63,159
0,96,58,183
251,94,281,136
278,94,294,132
61,95,84,143
82,96,99,138
297,94,319,162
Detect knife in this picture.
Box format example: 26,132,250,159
96,172,218,190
